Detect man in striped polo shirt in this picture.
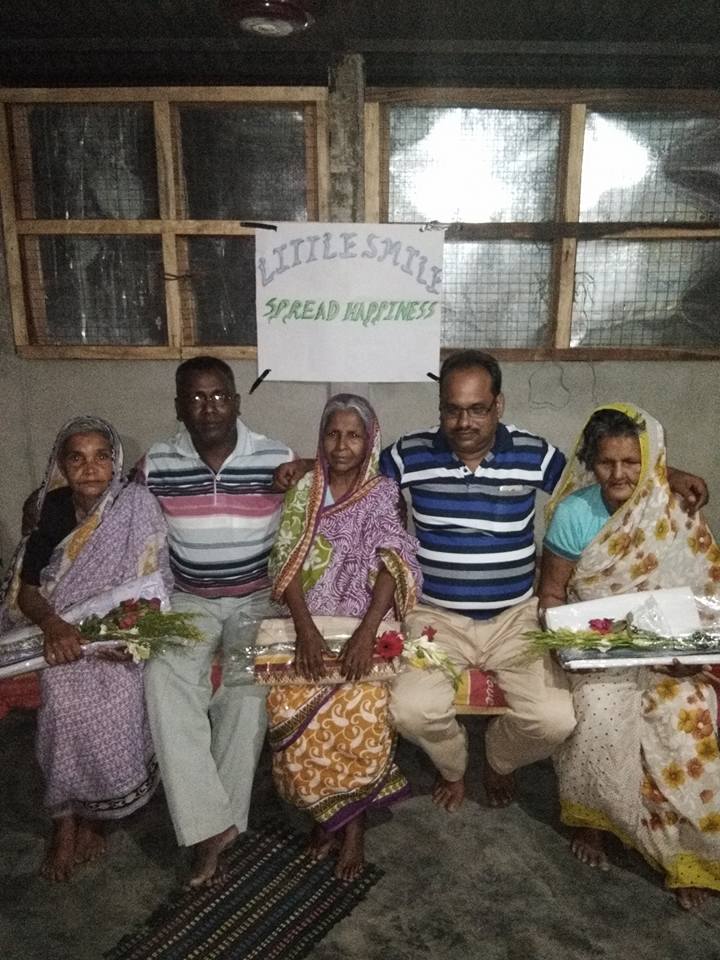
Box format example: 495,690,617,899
380,350,707,812
139,356,292,886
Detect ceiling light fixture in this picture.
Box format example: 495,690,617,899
226,0,316,37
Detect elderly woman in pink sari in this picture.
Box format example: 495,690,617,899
267,394,421,880
0,416,171,881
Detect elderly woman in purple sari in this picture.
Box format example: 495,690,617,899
267,394,421,880
0,416,171,881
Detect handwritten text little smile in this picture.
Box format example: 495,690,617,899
257,230,443,293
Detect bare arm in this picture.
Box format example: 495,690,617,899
536,548,576,626
283,572,327,681
18,582,83,664
340,567,396,682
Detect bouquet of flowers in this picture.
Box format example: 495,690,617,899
375,625,462,689
0,596,203,680
524,615,720,660
77,597,203,663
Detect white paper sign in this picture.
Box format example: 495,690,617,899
255,222,443,382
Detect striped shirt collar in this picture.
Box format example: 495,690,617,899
170,418,254,463
432,421,514,465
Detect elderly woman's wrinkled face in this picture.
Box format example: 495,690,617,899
322,410,367,482
593,434,642,512
60,431,114,502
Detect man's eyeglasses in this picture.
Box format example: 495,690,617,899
182,391,237,407
440,401,497,422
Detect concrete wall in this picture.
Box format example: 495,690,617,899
2,292,719,568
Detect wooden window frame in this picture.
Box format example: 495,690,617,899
0,86,329,359
366,88,720,360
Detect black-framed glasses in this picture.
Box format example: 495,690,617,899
181,391,237,407
439,400,497,422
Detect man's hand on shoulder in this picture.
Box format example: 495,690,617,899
667,466,709,516
272,458,315,493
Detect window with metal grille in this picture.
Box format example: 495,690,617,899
0,89,327,359
371,95,720,358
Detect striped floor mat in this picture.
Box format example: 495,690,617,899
106,824,382,960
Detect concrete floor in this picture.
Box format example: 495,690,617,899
2,709,720,960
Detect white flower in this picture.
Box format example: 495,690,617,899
402,636,461,688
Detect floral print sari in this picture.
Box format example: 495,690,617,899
548,403,720,891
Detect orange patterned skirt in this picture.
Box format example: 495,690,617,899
267,680,409,831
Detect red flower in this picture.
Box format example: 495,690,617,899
121,599,140,611
147,598,162,610
375,630,404,659
588,618,614,634
118,613,139,630
421,625,437,640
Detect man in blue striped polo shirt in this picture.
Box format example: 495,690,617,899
380,350,707,812
377,350,572,811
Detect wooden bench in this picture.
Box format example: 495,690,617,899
0,673,41,719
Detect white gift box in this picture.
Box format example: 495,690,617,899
545,585,701,635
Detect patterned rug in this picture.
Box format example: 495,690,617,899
106,824,383,960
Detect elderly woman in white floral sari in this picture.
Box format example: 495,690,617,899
538,403,720,910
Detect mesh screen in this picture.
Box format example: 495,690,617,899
442,241,552,348
572,239,720,347
23,235,166,345
182,236,257,346
17,104,158,219
179,105,313,220
580,112,720,222
387,106,560,223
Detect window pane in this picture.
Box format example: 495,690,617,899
179,106,312,220
442,241,552,348
18,104,158,219
387,107,560,223
183,236,256,345
571,240,720,347
580,112,720,223
23,236,166,345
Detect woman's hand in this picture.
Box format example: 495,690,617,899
40,614,84,665
294,623,328,681
667,467,709,515
340,623,376,682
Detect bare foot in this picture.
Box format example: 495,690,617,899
308,823,340,861
336,815,365,881
40,815,77,882
675,887,710,910
188,825,239,888
432,775,465,812
482,758,515,807
570,828,610,871
74,819,107,864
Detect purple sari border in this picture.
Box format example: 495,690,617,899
322,773,411,834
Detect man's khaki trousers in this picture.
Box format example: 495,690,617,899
390,599,575,781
